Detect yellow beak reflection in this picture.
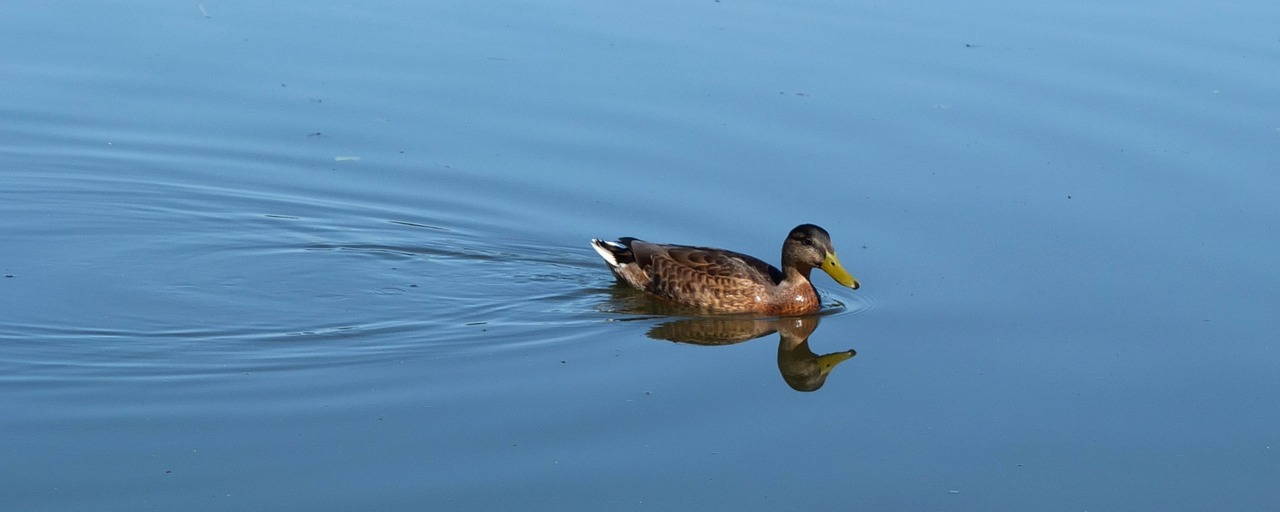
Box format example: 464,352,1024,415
815,350,856,375
820,252,860,290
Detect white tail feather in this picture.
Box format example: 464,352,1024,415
590,239,623,267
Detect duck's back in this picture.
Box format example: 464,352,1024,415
630,241,785,312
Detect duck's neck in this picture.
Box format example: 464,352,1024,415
781,263,813,284
781,247,813,279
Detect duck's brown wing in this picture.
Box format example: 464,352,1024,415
629,241,783,310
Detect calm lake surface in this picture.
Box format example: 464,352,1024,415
3,1,1278,510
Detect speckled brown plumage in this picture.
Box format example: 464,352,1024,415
591,224,860,315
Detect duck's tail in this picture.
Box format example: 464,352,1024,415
590,238,635,268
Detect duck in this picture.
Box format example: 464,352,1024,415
590,224,859,315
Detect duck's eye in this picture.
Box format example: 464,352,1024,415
801,237,814,247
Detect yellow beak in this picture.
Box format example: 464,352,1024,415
821,252,860,290
816,350,856,375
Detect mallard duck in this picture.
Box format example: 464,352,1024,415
590,224,859,315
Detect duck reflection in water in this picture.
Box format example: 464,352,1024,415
645,313,853,392
605,285,855,391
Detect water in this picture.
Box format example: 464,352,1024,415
3,0,1278,510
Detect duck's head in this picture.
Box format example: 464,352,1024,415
783,224,860,290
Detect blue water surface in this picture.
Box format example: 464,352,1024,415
2,1,1278,510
